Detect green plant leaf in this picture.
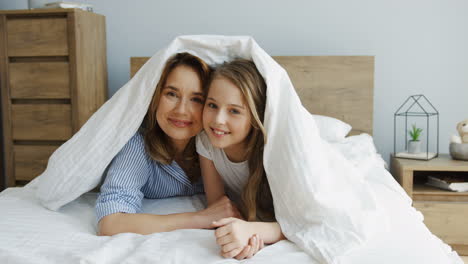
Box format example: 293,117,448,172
408,124,423,141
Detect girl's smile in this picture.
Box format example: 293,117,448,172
210,127,231,137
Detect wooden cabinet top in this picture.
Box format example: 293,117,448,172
392,154,468,171
0,8,103,17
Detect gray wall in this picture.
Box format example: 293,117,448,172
2,0,467,165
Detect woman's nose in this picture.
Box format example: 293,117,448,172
174,99,188,114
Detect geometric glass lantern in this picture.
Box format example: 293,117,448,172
394,94,439,160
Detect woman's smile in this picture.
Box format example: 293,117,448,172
168,117,193,128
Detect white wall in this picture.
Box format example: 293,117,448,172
2,0,467,165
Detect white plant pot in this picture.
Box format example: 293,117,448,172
449,143,468,161
408,140,421,154
28,0,52,9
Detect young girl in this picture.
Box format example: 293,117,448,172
196,59,285,259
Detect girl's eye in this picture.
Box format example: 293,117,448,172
207,103,217,109
230,109,240,114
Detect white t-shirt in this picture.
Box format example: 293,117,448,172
196,131,249,202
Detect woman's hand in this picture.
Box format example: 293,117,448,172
195,196,242,229
212,217,264,259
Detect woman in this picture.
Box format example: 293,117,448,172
96,53,241,236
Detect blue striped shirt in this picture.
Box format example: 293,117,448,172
95,131,204,222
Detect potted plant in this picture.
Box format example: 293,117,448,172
408,124,423,154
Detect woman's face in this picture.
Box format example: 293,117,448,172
156,65,205,147
203,77,252,151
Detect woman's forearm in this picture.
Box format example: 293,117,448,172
250,221,286,244
98,212,206,236
98,195,241,236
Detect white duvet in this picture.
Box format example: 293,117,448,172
0,134,462,263
34,35,386,263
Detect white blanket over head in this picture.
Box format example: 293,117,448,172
34,35,387,263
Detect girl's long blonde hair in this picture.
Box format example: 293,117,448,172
210,59,274,221
142,52,212,182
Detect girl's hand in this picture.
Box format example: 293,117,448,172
233,234,265,260
212,217,261,258
196,196,242,229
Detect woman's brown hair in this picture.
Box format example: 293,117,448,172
209,59,274,221
142,52,211,182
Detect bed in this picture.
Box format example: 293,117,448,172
0,55,462,264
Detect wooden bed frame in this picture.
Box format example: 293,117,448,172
130,56,374,136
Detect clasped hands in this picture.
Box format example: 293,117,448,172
197,196,264,260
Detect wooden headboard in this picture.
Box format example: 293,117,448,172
130,56,374,136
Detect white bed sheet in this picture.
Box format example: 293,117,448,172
0,134,462,264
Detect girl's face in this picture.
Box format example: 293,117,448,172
156,65,205,147
203,77,252,151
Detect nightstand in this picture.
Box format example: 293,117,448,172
390,154,468,254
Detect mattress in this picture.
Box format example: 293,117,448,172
0,134,462,263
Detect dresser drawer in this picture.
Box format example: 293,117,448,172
414,201,468,245
11,104,72,140
7,17,68,56
10,62,70,99
14,145,59,181
0,9,107,188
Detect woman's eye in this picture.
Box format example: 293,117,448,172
207,103,217,109
166,91,177,97
192,97,204,104
230,109,240,114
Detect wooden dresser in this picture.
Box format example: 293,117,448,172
390,154,468,255
0,9,107,188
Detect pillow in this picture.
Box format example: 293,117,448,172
313,114,352,142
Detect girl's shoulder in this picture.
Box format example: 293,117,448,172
196,130,210,144
196,130,214,159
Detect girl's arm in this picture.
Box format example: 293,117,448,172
212,218,286,258
248,221,285,244
200,155,226,206
213,218,285,244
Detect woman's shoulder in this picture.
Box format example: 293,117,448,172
132,129,145,144
101,130,152,189
118,129,148,157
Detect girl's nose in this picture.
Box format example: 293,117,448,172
214,110,227,124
